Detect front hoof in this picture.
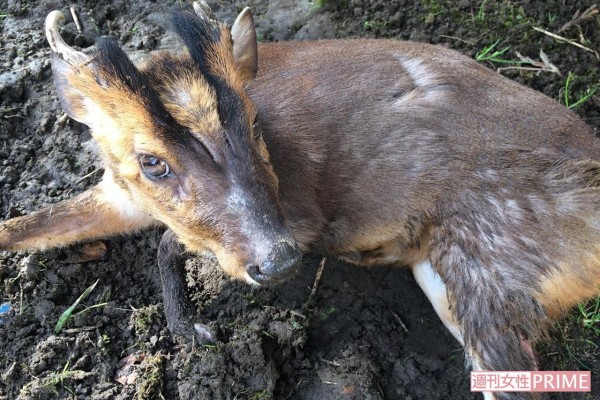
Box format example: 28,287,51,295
193,323,217,345
168,318,218,347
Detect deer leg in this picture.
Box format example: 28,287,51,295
427,221,545,400
0,177,156,251
412,259,464,345
157,229,216,344
412,260,498,400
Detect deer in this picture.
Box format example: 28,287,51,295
1,2,599,398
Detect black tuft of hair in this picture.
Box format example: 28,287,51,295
94,38,150,97
171,9,221,79
171,8,249,157
93,38,174,123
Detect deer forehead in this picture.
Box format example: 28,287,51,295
149,62,224,140
78,55,247,165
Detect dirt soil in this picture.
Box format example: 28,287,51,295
1,0,600,399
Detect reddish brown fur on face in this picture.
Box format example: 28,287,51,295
66,68,155,161
1,9,288,283
147,58,221,132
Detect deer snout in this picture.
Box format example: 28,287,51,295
246,240,302,285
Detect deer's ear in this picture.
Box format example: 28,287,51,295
51,54,96,124
231,7,258,83
46,10,103,126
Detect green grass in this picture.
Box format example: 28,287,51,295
475,40,523,64
55,279,100,333
19,361,91,397
319,306,337,320
249,391,272,400
577,294,600,335
310,0,347,9
234,388,272,400
289,318,303,330
422,0,447,16
540,295,600,372
363,18,386,30
562,72,598,109
136,354,165,400
474,0,487,22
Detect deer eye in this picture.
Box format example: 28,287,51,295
139,155,171,179
252,120,263,140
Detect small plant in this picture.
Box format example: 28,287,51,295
101,333,111,345
20,361,91,396
55,279,100,333
55,361,74,393
136,354,165,400
133,304,161,335
319,306,337,320
577,294,600,335
475,0,487,22
243,292,257,305
475,40,522,64
363,19,385,30
310,0,345,9
250,391,272,400
290,319,303,330
262,330,275,339
562,72,598,109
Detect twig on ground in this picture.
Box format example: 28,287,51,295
309,257,326,301
558,5,598,33
497,49,561,75
63,326,101,334
533,26,600,59
70,5,83,33
65,169,102,195
290,310,307,319
319,357,342,367
392,311,409,333
438,35,474,46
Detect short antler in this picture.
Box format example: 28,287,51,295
192,0,217,22
45,10,89,65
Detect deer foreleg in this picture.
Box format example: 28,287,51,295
158,229,216,344
0,178,157,251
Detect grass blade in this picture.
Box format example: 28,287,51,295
55,279,100,334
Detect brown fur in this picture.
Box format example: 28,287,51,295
3,7,600,399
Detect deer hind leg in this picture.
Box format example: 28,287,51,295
423,216,551,400
412,260,500,400
0,172,157,252
412,259,464,345
412,260,538,361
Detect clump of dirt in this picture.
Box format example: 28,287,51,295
1,1,599,399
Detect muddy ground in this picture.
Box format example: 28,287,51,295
1,0,600,399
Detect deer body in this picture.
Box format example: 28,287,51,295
254,40,600,377
1,5,599,399
253,39,600,259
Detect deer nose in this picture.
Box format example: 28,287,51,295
246,241,302,284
